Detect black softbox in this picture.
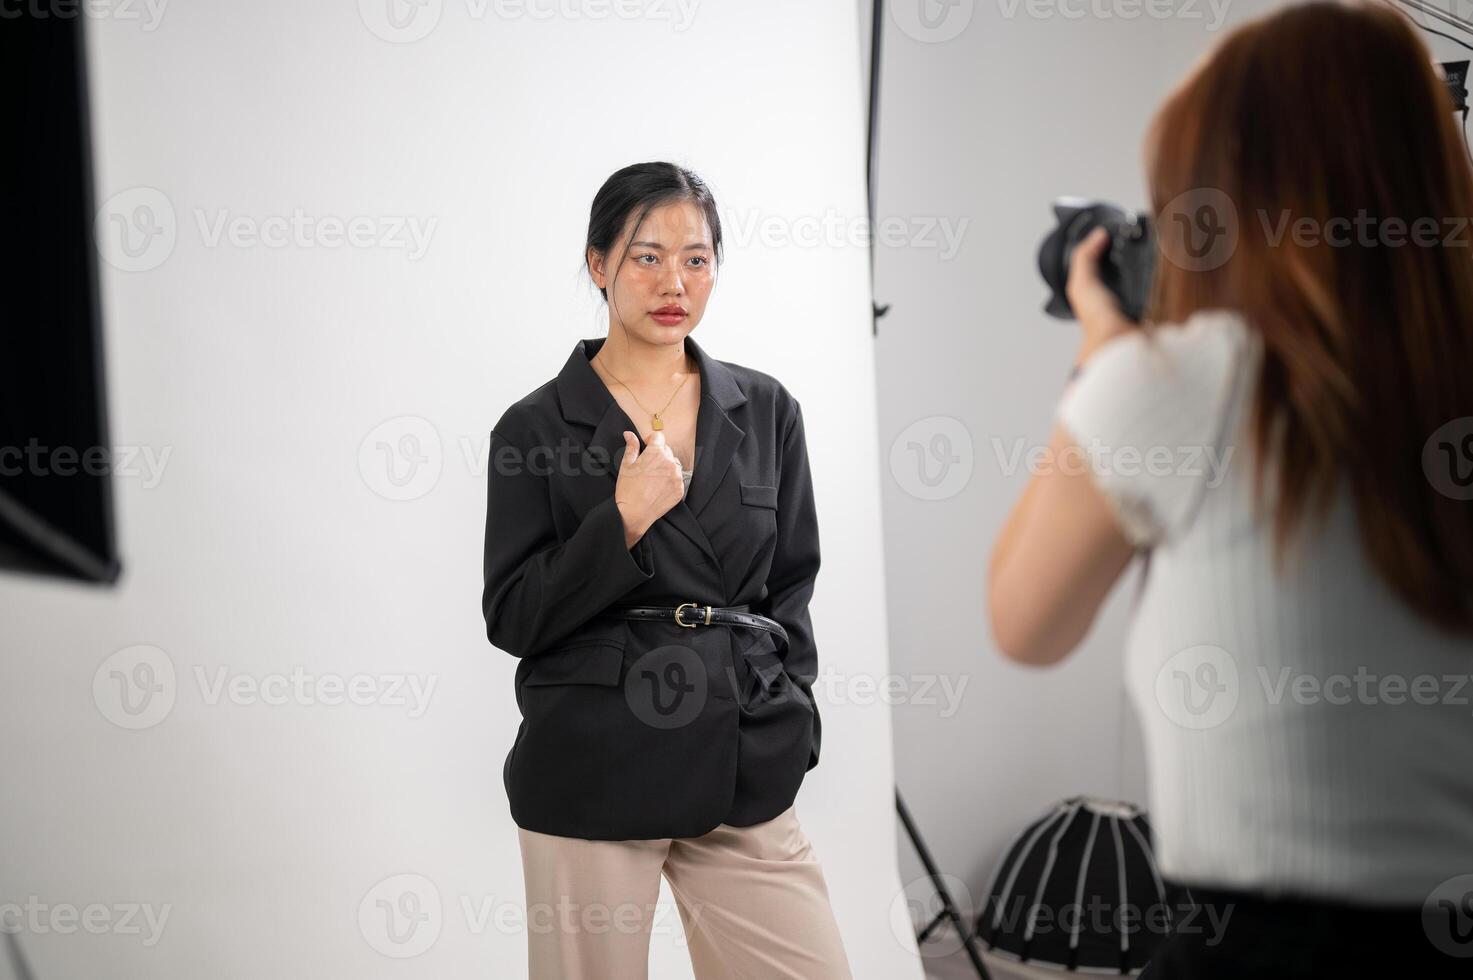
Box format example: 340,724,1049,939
975,797,1175,975
0,12,120,584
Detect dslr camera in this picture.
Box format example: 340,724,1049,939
1037,199,1156,323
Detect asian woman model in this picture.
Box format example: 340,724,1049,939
482,162,853,979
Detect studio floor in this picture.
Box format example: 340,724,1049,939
919,933,1131,980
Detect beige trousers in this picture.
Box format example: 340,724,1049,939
516,803,853,979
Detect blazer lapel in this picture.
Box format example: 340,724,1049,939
556,333,747,567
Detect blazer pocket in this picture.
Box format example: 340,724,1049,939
522,639,626,687
739,483,779,509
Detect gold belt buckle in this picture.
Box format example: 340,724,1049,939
674,602,712,628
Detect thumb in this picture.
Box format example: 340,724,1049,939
622,430,640,462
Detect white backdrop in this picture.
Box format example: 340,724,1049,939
0,2,919,977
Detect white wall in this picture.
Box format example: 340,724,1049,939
0,2,921,977
873,0,1472,943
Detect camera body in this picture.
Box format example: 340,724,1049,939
1037,199,1157,323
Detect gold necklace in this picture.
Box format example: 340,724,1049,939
598,352,693,432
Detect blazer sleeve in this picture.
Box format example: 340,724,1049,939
481,418,656,659
754,396,823,770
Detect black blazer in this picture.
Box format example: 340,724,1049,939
482,333,823,840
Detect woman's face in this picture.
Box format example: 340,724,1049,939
590,200,716,344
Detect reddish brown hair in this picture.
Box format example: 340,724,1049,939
1145,0,1473,632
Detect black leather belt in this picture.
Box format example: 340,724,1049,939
598,603,788,648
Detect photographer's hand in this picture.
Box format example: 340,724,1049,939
1066,227,1136,369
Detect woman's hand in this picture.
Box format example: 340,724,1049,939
1067,227,1136,368
614,430,685,549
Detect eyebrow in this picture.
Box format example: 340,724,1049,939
629,241,712,251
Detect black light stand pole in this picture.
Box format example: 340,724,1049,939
868,0,892,334
896,790,993,979
1395,0,1473,39
3,933,36,980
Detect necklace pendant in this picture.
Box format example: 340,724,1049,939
651,413,664,431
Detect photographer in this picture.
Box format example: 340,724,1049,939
988,2,1473,975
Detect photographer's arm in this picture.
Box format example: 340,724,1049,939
988,422,1135,666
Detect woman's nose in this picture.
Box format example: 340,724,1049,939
660,262,684,295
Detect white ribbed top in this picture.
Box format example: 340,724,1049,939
1057,308,1473,905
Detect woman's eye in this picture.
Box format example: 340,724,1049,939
635,254,658,265
689,256,708,267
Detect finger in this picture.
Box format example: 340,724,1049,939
1081,225,1110,255
622,431,639,461
1067,228,1111,303
1070,227,1109,281
649,431,666,446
